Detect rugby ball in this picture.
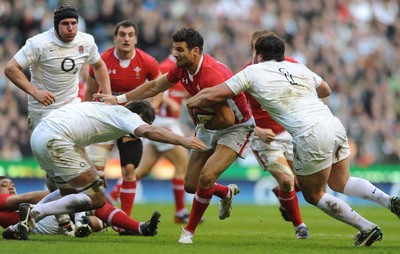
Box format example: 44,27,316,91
192,107,216,124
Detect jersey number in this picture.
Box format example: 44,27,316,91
279,68,298,85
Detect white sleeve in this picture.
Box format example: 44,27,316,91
225,68,253,95
85,34,101,65
14,38,39,69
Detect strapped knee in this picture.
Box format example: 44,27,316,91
117,137,143,167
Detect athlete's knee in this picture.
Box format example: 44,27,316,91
79,178,106,208
90,192,106,209
302,191,322,206
279,178,294,192
183,181,196,193
122,164,136,180
198,170,217,189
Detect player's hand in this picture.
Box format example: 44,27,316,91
33,89,56,106
256,128,276,143
97,170,108,188
182,137,207,151
186,105,198,126
92,93,118,104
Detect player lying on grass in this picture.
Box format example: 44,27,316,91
0,176,160,238
3,100,206,240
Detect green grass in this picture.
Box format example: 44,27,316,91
1,204,399,254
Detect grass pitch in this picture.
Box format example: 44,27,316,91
1,204,398,254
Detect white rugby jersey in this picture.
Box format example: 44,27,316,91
40,102,147,147
14,28,101,111
226,60,333,136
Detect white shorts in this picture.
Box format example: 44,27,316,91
251,130,293,171
144,116,184,152
30,123,92,183
27,110,52,131
195,117,255,159
292,117,350,176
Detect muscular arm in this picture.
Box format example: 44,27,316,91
204,101,235,130
93,74,174,104
90,59,112,96
186,83,236,108
84,75,99,101
134,124,206,151
149,72,165,109
316,80,331,99
4,58,55,106
3,191,49,211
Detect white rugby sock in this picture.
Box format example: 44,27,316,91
32,193,92,222
343,177,391,209
317,193,375,232
37,189,62,204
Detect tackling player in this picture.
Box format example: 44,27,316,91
94,27,255,244
84,20,162,218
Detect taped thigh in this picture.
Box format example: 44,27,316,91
86,144,113,168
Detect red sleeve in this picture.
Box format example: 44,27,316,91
159,58,174,74
0,193,12,210
166,65,182,84
0,211,19,228
145,57,161,81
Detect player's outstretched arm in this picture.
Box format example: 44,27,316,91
134,125,207,151
3,191,49,211
93,74,173,105
187,83,235,108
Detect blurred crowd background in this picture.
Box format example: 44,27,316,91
0,0,399,166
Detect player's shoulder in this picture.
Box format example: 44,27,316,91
100,47,115,58
25,29,54,48
75,31,96,45
202,54,232,74
135,48,158,63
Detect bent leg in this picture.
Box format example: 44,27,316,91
298,167,376,233
329,157,391,209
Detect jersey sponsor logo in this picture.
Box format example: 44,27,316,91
181,78,189,85
61,57,76,73
109,69,116,75
79,46,84,53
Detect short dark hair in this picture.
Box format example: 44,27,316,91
125,101,155,124
113,20,139,37
0,176,10,181
172,28,203,52
254,33,285,62
53,4,79,34
250,30,272,50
